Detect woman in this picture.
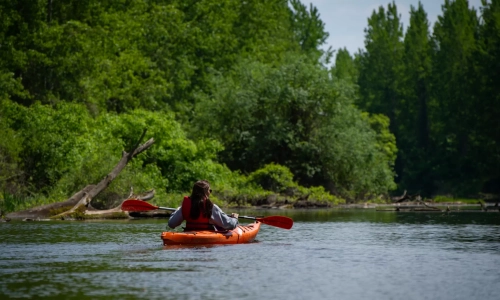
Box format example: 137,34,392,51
168,180,239,231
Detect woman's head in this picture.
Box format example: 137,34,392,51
191,180,211,199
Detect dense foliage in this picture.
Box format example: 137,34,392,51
354,0,500,197
0,0,382,214
1,0,498,214
191,54,395,198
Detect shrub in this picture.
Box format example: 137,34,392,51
247,163,297,193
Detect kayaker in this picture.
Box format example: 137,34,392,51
168,180,239,231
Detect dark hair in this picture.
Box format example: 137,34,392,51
189,180,213,219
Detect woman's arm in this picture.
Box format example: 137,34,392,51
210,204,238,230
167,207,183,229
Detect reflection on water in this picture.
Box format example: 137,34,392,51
1,211,499,300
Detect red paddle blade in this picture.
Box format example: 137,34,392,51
121,199,159,211
257,216,293,229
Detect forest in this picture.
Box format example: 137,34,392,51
0,0,499,215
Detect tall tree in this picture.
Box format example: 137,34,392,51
289,0,333,63
399,2,433,195
0,0,47,105
473,0,500,193
430,0,479,195
332,48,358,84
358,2,404,131
357,1,405,183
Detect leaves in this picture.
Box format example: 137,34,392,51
193,53,396,198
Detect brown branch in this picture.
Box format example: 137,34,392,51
392,190,409,203
415,196,441,211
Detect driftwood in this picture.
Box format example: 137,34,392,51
414,196,441,211
390,192,500,212
6,130,155,220
391,191,440,209
479,201,500,212
391,190,409,203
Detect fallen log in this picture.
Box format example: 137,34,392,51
391,190,409,203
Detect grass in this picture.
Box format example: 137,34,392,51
433,195,483,204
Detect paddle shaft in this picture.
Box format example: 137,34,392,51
238,215,263,221
157,206,176,212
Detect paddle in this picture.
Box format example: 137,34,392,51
121,199,293,230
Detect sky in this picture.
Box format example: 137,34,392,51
307,0,484,57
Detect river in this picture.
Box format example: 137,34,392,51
1,209,499,300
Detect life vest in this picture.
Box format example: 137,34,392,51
181,196,214,231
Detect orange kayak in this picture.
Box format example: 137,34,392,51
161,221,261,245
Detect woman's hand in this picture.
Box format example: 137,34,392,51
230,213,239,219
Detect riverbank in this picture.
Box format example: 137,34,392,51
3,201,498,222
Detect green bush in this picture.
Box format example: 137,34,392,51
247,163,296,193
300,186,344,205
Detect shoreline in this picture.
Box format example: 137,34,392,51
3,202,497,222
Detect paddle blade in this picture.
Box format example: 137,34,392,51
257,216,293,229
121,199,159,212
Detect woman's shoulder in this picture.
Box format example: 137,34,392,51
212,204,229,215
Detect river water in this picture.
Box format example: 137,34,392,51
1,210,499,300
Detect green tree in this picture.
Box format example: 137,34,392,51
471,0,500,194
0,100,23,196
357,1,404,129
357,2,405,190
332,48,358,84
289,0,332,63
0,0,46,105
399,2,433,195
314,110,397,199
430,0,479,195
7,101,97,193
101,109,231,193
